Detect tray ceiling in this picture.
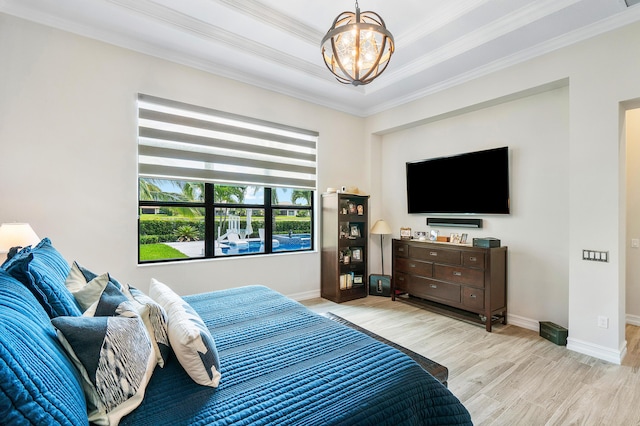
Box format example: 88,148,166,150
3,0,640,116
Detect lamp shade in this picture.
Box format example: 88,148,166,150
370,219,392,235
0,223,40,253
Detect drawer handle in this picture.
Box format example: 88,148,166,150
469,256,477,261
409,263,416,268
429,252,438,256
398,276,405,281
398,248,405,252
430,284,437,289
469,294,477,299
453,271,462,276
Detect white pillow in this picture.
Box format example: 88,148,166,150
149,278,221,387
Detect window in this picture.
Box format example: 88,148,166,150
137,95,317,263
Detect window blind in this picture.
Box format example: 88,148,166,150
137,94,318,189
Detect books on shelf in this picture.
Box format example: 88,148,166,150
340,273,354,289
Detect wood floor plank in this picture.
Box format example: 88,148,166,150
301,296,640,425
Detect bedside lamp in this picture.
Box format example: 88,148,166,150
0,223,40,260
370,219,392,275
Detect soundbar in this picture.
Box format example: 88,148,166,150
426,218,483,228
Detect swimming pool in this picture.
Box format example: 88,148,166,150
221,234,312,255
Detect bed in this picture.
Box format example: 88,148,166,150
0,238,472,425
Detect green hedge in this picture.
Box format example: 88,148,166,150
139,218,311,244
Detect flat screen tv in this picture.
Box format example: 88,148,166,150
406,146,510,214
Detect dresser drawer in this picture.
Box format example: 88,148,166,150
395,257,432,277
434,264,484,287
462,287,484,310
394,272,409,292
408,246,461,265
406,276,460,303
462,251,485,269
394,243,409,258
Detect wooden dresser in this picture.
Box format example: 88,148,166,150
392,239,507,331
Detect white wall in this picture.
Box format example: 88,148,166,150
0,14,365,299
378,87,570,328
366,20,640,363
626,108,640,323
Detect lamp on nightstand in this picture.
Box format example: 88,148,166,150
369,219,392,296
0,223,40,260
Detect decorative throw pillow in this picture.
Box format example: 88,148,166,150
149,278,221,387
52,313,156,426
120,282,170,368
3,238,81,318
74,261,123,290
84,281,136,318
65,262,110,312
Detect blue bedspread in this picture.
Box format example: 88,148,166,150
120,285,472,425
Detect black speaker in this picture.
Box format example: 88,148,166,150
368,275,391,297
426,218,483,228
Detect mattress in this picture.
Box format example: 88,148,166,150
120,285,472,425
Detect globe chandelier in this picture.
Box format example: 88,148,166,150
321,1,395,86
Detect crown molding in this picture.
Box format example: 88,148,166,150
397,0,491,45
367,0,585,95
211,0,322,45
107,0,332,82
4,0,640,118
362,4,640,116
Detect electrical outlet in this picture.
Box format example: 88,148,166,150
633,239,640,248
597,315,609,328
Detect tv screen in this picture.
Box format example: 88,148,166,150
406,147,510,214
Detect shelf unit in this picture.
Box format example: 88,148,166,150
321,193,369,303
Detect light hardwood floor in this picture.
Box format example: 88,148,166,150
301,296,640,426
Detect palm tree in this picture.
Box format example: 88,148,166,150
291,189,311,205
139,178,201,217
139,178,182,202
213,185,245,203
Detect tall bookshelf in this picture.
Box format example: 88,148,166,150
321,192,369,302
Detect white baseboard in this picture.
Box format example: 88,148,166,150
508,314,627,364
626,313,640,326
507,313,540,331
566,337,627,365
289,289,320,301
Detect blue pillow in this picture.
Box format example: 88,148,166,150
0,269,88,425
3,238,81,318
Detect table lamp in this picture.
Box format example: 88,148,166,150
0,223,40,260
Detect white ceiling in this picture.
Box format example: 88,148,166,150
3,0,640,116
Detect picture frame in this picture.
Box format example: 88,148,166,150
430,230,439,241
357,204,364,215
340,223,350,239
348,202,357,214
460,233,468,244
350,224,361,237
352,247,362,261
400,227,412,240
450,233,462,244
